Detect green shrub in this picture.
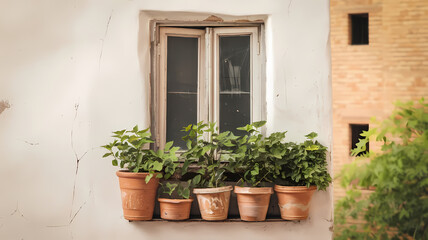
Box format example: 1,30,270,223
101,125,179,183
272,132,331,190
335,98,428,239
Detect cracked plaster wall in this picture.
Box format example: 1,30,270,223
0,0,332,239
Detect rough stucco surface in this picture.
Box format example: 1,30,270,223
0,0,332,239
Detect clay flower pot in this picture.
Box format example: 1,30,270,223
234,186,273,221
158,198,193,220
116,171,159,221
274,185,317,220
193,186,233,221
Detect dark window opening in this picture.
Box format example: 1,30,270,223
350,124,369,156
349,13,369,45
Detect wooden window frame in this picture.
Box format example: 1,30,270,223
150,21,266,150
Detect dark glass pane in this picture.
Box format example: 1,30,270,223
166,36,198,148
219,94,250,135
350,14,369,45
167,36,198,92
219,36,250,93
219,35,251,134
167,93,197,149
350,124,369,156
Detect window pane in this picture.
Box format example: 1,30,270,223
167,93,197,149
219,94,250,135
219,35,251,134
167,37,198,92
350,14,369,45
219,36,250,92
166,36,198,148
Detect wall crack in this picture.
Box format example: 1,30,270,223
99,10,113,72
69,103,95,223
47,190,91,228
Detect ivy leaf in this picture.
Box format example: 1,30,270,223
251,164,259,176
145,174,153,183
305,132,318,140
132,125,138,132
305,145,320,151
182,188,190,199
192,174,201,185
151,161,163,171
253,121,267,128
164,141,173,152
113,129,126,136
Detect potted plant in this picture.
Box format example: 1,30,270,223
232,121,286,221
272,132,332,220
181,122,236,221
158,180,194,220
102,126,179,221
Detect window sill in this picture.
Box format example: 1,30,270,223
129,218,297,223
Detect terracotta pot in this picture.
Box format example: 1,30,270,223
116,171,159,221
158,198,193,220
193,186,233,221
234,186,273,221
274,185,317,220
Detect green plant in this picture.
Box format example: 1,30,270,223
181,122,238,188
232,121,288,187
335,98,428,240
160,181,192,199
273,132,331,190
101,125,179,183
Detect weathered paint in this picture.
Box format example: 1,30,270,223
0,0,333,239
280,203,310,211
196,192,231,220
0,100,10,115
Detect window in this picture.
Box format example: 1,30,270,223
349,13,369,45
153,25,264,149
350,124,369,156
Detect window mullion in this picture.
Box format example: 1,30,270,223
212,28,220,126
200,28,210,124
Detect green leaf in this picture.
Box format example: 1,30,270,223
103,152,112,158
164,141,173,152
145,174,153,183
113,129,126,135
251,164,259,176
223,141,235,147
305,145,320,151
192,174,201,185
151,161,163,171
186,140,192,150
305,132,318,140
253,120,267,128
132,125,138,132
112,159,118,166
182,188,190,199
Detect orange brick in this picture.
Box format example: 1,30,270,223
331,0,428,210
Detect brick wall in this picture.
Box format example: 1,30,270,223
331,0,428,203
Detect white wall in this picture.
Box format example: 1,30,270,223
0,0,333,239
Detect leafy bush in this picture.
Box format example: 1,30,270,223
101,125,179,183
231,121,288,187
181,122,238,188
272,132,331,190
335,98,428,239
